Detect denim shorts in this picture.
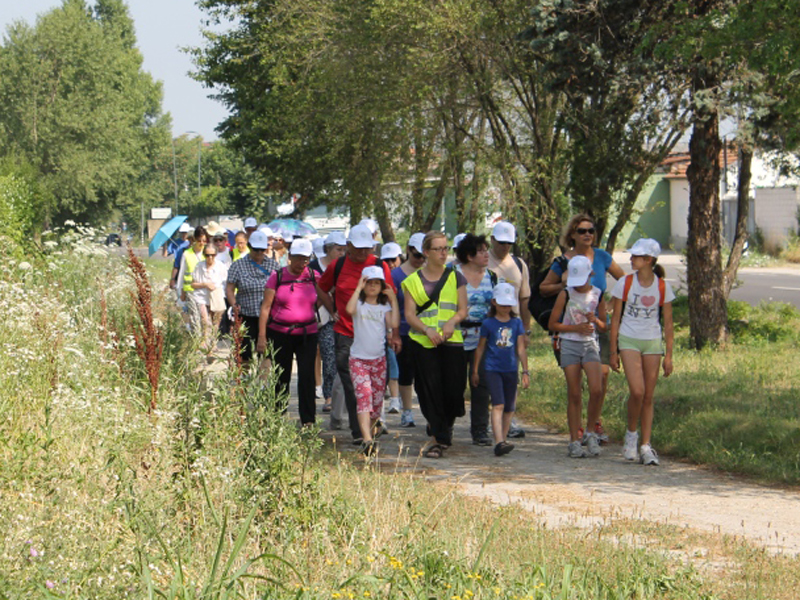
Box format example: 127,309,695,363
560,338,601,368
618,334,663,355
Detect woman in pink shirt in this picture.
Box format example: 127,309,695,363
257,239,334,425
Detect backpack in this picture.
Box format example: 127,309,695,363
620,273,666,322
528,255,569,332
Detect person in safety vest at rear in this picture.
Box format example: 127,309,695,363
177,226,209,336
402,231,468,460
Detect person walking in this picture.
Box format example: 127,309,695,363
472,283,529,457
225,230,279,363
455,233,497,446
379,242,404,415
610,239,674,466
256,238,334,425
177,226,209,337
190,243,229,353
318,224,398,444
403,231,468,458
539,213,625,443
345,266,400,455
390,232,426,428
548,255,608,458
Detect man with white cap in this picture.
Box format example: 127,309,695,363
488,220,531,439
318,223,399,444
243,217,258,237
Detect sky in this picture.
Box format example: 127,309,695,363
0,0,230,141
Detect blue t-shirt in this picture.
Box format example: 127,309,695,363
479,316,525,373
550,248,613,294
172,240,191,269
391,266,412,336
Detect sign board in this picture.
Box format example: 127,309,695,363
150,207,172,220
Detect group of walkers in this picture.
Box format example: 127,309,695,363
168,213,674,466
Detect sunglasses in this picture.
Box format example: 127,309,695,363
576,227,595,235
410,250,424,259
204,253,216,257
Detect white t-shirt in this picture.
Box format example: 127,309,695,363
192,260,229,305
350,300,392,360
217,249,232,267
560,286,602,342
611,274,675,340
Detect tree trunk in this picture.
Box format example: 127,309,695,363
723,145,752,298
686,66,727,349
374,192,395,242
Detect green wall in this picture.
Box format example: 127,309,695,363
614,175,671,249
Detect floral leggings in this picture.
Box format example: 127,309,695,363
349,355,387,420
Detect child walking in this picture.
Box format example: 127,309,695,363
609,239,674,466
472,283,529,457
548,255,608,458
346,266,400,456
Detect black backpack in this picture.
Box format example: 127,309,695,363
528,255,568,332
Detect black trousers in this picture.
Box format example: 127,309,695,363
269,329,319,425
465,348,490,437
410,340,466,446
334,332,362,439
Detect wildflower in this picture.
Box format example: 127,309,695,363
363,593,371,598
465,591,474,598
18,262,32,271
332,594,342,599
30,547,39,558
45,581,55,589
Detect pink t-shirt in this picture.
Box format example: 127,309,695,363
265,267,319,335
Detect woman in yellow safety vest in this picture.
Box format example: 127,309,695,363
402,231,468,459
177,226,209,336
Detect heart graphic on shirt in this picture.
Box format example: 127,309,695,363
641,295,656,307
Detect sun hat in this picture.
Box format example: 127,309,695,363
248,230,269,250
244,217,257,229
347,224,378,249
566,255,593,287
628,238,661,258
491,221,516,244
312,237,326,258
493,282,516,306
380,242,403,261
361,265,385,281
324,231,347,247
289,238,313,257
178,222,192,234
408,232,426,254
359,218,379,235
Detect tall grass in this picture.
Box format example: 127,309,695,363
1,228,798,599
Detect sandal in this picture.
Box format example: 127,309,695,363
424,444,444,459
322,403,332,413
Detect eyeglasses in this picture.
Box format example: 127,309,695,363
429,246,449,253
576,227,595,235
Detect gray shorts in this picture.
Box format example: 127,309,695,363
560,338,601,368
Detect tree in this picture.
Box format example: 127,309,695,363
0,0,171,227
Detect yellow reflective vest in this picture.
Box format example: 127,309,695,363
402,269,463,348
182,250,202,293
232,247,249,261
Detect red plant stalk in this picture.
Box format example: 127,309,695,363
127,247,164,412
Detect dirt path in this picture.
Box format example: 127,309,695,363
321,403,800,556
204,352,800,556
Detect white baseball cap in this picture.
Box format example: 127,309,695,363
289,238,313,257
493,282,516,306
380,242,403,261
492,221,516,243
628,238,661,258
452,233,467,249
312,237,326,258
359,218,379,234
248,230,269,249
325,231,347,247
244,217,258,229
361,265,385,281
408,232,425,254
566,255,593,287
178,222,192,233
347,224,378,249
257,225,275,238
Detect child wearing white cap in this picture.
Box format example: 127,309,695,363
345,266,400,456
610,239,675,466
548,255,608,458
471,283,530,457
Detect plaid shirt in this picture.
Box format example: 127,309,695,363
227,256,279,317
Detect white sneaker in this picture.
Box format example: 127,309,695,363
640,444,660,466
315,385,323,399
568,440,587,458
388,397,402,414
584,432,601,457
622,431,639,461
